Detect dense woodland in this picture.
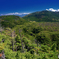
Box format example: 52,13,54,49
0,11,59,59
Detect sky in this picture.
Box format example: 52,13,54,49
0,0,59,16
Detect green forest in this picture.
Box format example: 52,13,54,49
0,11,59,59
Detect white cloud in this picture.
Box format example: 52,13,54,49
46,8,59,12
1,12,30,16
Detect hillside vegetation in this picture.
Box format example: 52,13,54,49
0,13,59,59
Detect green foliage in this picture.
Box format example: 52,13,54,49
36,31,51,45
15,52,19,59
5,48,16,59
0,45,4,51
51,43,56,52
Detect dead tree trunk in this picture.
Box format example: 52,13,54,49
19,30,24,52
11,31,15,51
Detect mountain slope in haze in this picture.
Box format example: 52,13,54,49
0,15,26,28
23,10,59,22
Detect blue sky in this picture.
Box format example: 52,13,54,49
0,0,59,16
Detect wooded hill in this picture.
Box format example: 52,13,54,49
0,15,27,28
23,10,59,22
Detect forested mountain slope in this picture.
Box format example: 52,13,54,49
0,15,27,28
23,10,59,22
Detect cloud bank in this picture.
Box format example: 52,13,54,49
46,8,59,12
1,12,30,16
